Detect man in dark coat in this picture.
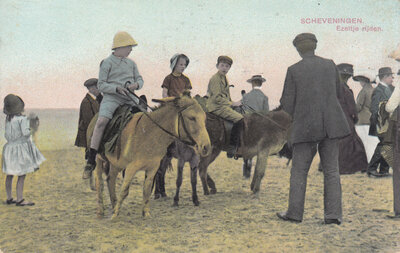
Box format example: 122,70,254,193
75,78,103,160
336,63,368,174
368,67,395,177
277,33,350,225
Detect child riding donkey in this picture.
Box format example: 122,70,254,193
83,31,144,179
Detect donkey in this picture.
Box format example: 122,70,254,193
154,141,200,206
155,107,292,198
87,94,211,219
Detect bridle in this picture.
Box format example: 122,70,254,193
141,103,197,146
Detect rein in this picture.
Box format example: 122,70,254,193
124,86,196,146
241,104,289,131
141,104,197,146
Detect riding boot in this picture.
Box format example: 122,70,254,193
83,148,97,179
227,119,243,158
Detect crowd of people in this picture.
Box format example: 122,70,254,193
2,31,399,225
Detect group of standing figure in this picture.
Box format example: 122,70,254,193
72,30,400,224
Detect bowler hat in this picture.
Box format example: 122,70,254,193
337,63,354,76
84,78,98,88
217,55,233,66
3,94,24,115
378,67,394,77
352,75,370,83
293,33,317,47
247,75,266,83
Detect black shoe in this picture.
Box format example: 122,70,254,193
324,219,341,225
276,211,302,223
386,213,400,219
82,162,96,179
369,170,389,178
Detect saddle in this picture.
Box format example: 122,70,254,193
99,105,141,157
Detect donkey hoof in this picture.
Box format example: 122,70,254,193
110,214,119,221
193,200,200,206
154,193,161,200
97,212,104,219
173,201,179,207
210,189,217,194
161,192,167,198
204,191,210,196
142,210,151,218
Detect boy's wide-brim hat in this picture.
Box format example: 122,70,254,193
3,94,25,115
337,63,354,76
247,75,266,83
217,55,233,65
292,33,317,47
84,78,98,87
112,31,138,49
378,67,394,77
353,75,370,83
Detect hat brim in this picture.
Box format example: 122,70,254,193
352,75,370,83
247,78,266,83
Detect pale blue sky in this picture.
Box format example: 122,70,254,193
0,0,399,108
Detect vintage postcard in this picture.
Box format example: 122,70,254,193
0,0,399,252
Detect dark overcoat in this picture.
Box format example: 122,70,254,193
280,55,350,144
74,94,102,147
337,83,368,174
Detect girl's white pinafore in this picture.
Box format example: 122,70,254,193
2,115,45,176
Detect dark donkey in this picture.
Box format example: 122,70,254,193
155,106,292,201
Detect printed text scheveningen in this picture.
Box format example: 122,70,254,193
301,18,363,24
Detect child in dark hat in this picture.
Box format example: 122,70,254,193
75,78,103,163
2,94,45,206
161,54,192,98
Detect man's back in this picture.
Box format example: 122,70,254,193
280,55,350,144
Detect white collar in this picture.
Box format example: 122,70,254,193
253,86,262,90
380,82,388,88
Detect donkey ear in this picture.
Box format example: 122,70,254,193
152,97,175,104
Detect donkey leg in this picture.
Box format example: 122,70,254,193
191,166,200,206
106,164,119,210
155,155,170,199
111,164,139,220
173,159,185,206
243,158,252,179
190,154,200,206
142,166,158,218
199,148,221,195
95,159,105,218
207,174,217,194
250,150,269,194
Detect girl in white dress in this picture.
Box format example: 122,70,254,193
2,94,45,206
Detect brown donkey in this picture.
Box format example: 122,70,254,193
200,108,292,194
87,94,211,219
155,107,291,197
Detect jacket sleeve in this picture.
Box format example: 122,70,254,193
334,65,343,101
280,68,295,116
133,61,144,90
345,89,358,123
264,96,269,112
370,89,382,117
208,78,232,106
98,60,117,94
79,98,94,131
356,89,366,113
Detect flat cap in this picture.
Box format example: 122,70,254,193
84,78,98,87
293,33,317,47
337,63,354,76
217,55,233,66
